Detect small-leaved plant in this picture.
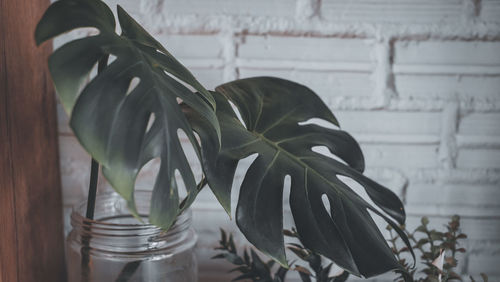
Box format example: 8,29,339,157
213,229,289,282
388,215,488,282
215,215,488,282
213,229,350,282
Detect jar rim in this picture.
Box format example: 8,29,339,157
68,190,196,255
70,190,191,233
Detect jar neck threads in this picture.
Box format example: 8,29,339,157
70,191,193,254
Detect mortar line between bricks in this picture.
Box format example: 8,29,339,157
439,101,459,169
295,0,321,20
462,0,482,22
219,30,239,82
141,15,500,41
372,38,396,109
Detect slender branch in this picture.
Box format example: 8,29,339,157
389,228,402,262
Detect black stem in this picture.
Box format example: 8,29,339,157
85,158,99,219
84,54,109,219
80,55,109,282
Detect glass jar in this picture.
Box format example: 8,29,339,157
66,191,197,282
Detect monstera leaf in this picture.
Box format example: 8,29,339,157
35,0,219,229
186,77,414,278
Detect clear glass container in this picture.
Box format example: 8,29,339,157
66,191,197,282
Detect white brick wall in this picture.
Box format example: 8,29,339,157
56,0,500,280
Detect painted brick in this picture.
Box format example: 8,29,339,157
321,0,463,24
239,36,372,63
151,34,225,89
155,0,296,17
394,41,500,101
394,74,500,100
238,37,372,103
406,183,500,217
393,41,500,100
457,112,500,149
50,0,141,16
335,111,442,137
364,168,407,199
59,136,92,206
394,41,500,67
57,101,71,135
459,113,500,136
467,252,500,276
456,148,500,169
155,34,223,60
104,0,141,17
481,0,500,23
191,68,225,90
239,68,373,103
361,144,439,169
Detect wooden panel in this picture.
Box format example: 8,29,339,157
0,0,66,281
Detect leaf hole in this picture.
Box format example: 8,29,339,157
126,77,141,96
135,157,161,190
321,194,333,218
156,49,168,57
311,146,347,166
192,131,201,148
108,54,117,64
337,176,391,235
177,129,202,183
146,113,155,133
298,118,339,130
283,175,291,212
175,169,188,200
337,176,369,203
228,100,247,129
163,70,197,93
52,28,100,49
337,175,384,216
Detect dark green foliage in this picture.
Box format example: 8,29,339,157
187,80,414,275
388,215,488,282
37,0,414,277
35,0,219,230
213,229,289,282
217,216,489,282
213,229,350,282
285,228,350,282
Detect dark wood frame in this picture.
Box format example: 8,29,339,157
1,0,66,281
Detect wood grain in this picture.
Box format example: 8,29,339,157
0,0,66,281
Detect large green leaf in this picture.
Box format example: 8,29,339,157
35,0,219,229
186,77,414,277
